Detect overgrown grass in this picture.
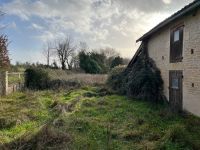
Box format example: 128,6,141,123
25,68,107,90
44,68,108,85
8,74,24,85
0,87,200,149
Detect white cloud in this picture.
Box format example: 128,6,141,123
31,23,43,30
163,0,172,4
1,0,194,61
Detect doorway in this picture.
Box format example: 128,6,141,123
169,70,183,112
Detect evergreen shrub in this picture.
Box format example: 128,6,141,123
25,68,50,90
107,47,166,103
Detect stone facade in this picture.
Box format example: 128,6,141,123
147,9,200,116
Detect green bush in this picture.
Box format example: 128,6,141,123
110,56,123,69
79,51,108,74
107,45,166,103
106,65,126,92
25,68,50,90
125,56,165,102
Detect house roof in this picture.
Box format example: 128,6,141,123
136,0,200,42
126,43,144,69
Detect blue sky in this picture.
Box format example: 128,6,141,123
0,0,193,64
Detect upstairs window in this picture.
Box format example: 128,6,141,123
170,25,184,63
174,30,180,42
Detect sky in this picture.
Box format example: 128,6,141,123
0,0,193,64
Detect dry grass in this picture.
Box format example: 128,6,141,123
7,73,24,85
47,69,108,85
58,74,107,85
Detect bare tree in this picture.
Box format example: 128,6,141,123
71,52,79,69
79,42,89,52
56,37,76,70
100,47,119,59
42,42,54,67
98,47,120,69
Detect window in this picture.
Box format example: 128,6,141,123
174,30,180,42
172,78,179,89
170,25,184,63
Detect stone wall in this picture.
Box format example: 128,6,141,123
147,9,200,116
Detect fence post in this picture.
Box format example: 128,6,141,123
0,71,3,96
0,71,8,96
5,71,8,95
4,71,8,95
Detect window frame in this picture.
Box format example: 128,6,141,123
170,24,184,63
174,30,180,42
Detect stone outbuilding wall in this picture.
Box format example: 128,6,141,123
147,10,200,116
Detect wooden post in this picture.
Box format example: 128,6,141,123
4,71,8,95
0,71,8,96
0,71,3,96
5,71,8,95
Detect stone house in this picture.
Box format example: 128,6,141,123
129,0,200,116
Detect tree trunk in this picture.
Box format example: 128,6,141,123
66,61,72,70
61,62,66,70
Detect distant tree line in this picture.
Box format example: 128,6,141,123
0,10,130,74
78,49,127,74
38,36,130,74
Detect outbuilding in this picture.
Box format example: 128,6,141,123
130,0,200,116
